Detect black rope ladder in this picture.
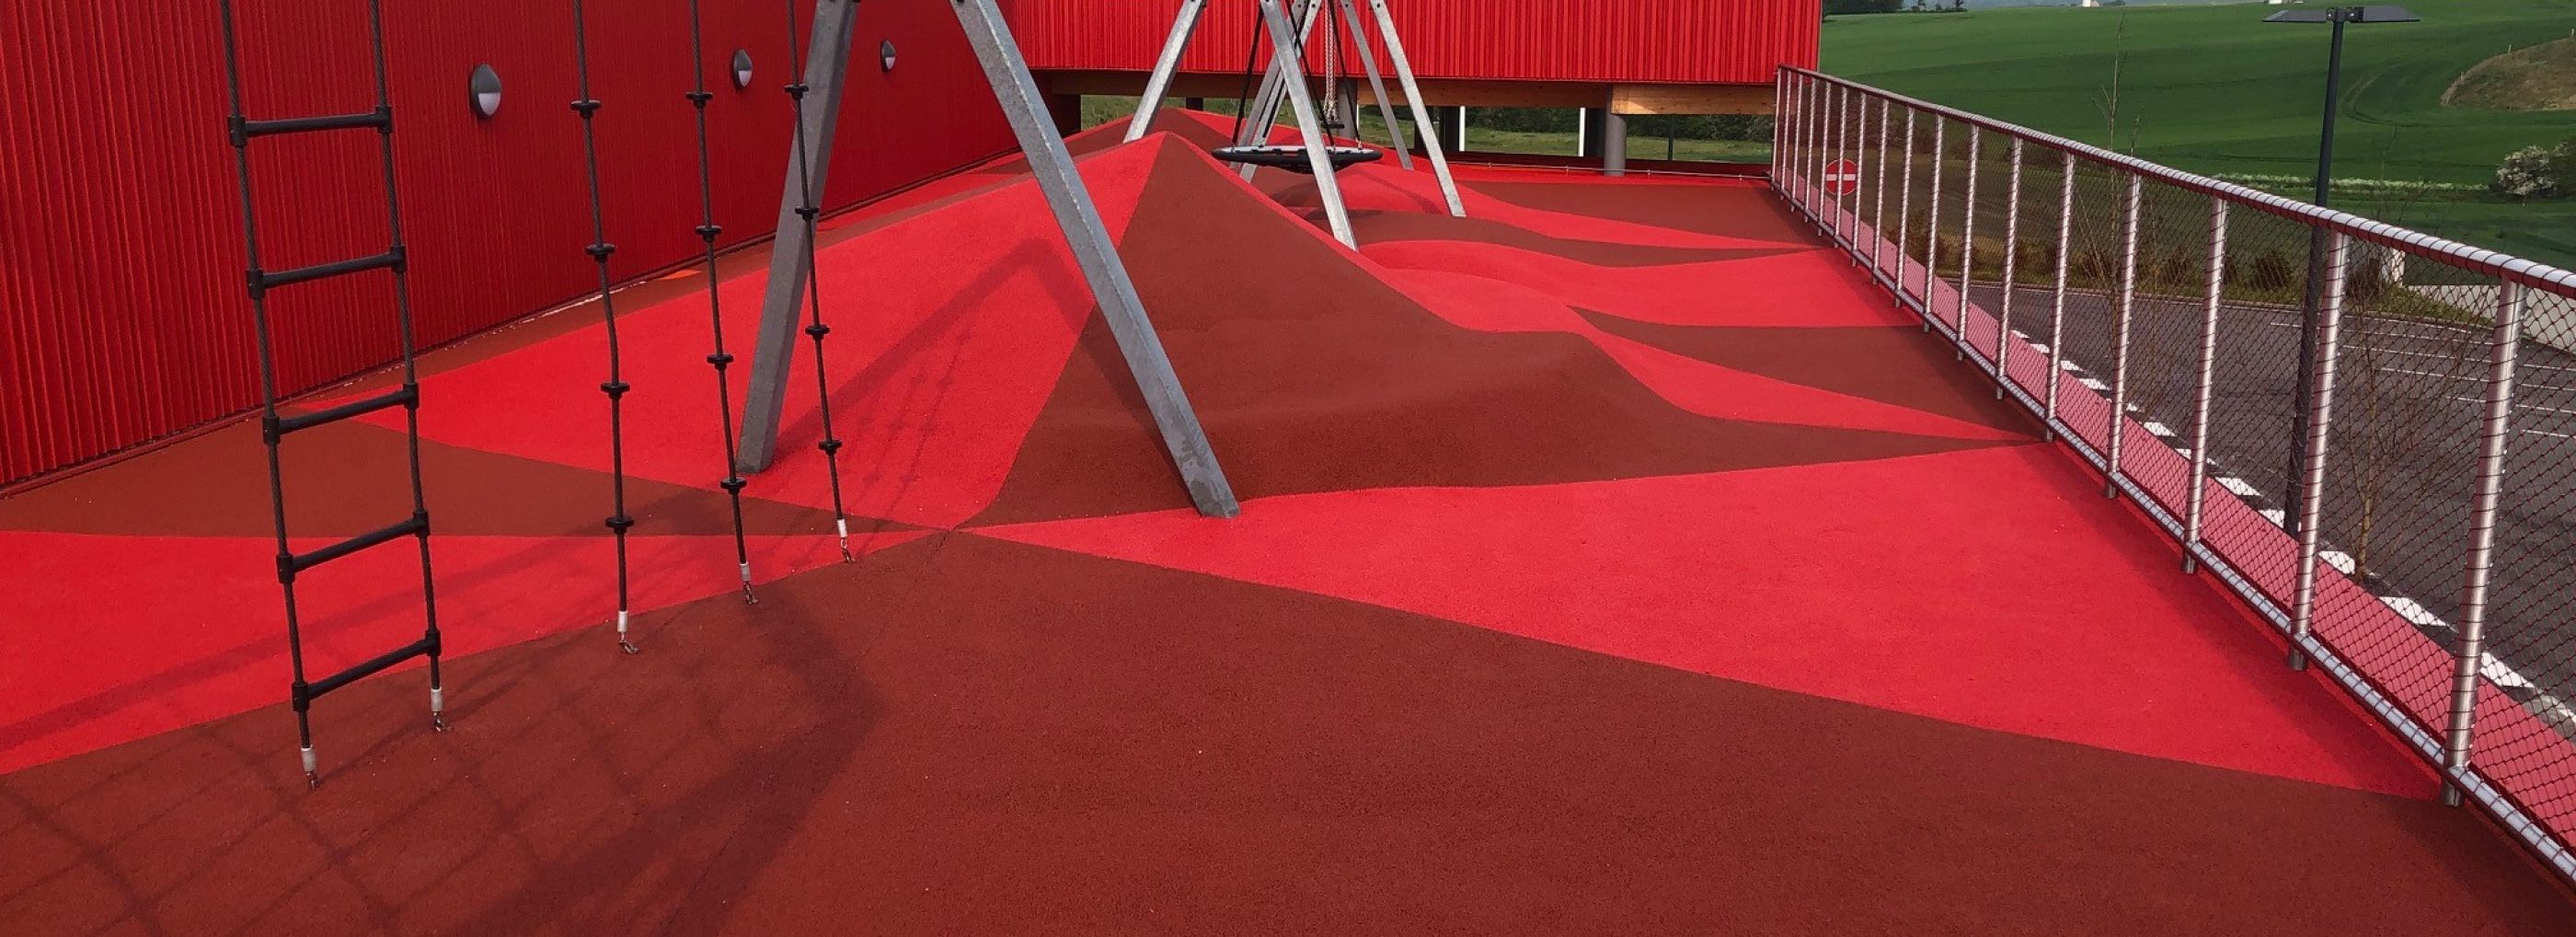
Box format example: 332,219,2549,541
686,0,759,605
569,0,643,653
781,0,859,562
217,0,448,790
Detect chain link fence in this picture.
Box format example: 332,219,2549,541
1776,67,2576,885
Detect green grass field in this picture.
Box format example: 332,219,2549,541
1821,0,2576,267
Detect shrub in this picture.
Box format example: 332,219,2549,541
2493,145,2561,200
2249,249,2300,294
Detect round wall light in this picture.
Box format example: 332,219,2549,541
880,40,897,73
468,64,503,119
730,50,754,90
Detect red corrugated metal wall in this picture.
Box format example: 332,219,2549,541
0,0,1014,484
1003,0,1820,84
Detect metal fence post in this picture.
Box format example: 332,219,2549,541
2104,171,2142,498
1954,128,1982,359
1871,95,1890,274
2443,281,2521,804
1842,85,1861,259
2288,231,2350,672
2184,197,2227,573
1832,82,1848,250
2044,152,2074,442
1995,139,2022,397
1770,70,1786,190
1921,118,1946,331
1895,108,1916,314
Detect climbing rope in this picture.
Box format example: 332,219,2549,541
684,0,757,605
781,0,858,563
569,0,641,653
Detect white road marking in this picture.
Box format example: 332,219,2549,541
2261,508,2287,525
2144,421,2176,436
2219,477,2260,496
2321,549,2356,575
2079,377,2110,391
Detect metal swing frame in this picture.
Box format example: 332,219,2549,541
735,0,1239,519
1126,0,1466,246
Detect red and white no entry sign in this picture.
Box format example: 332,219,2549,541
1823,159,1861,196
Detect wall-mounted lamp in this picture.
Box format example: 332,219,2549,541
731,50,754,90
880,40,897,73
468,64,503,119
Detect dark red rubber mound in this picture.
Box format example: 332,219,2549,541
967,144,2013,525
1579,311,2042,435
1466,177,1819,244
1348,208,1797,268
4,533,2567,936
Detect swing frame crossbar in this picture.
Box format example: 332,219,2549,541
1127,0,1466,243
216,0,448,790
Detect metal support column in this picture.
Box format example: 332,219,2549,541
2288,232,2351,671
1124,0,1210,143
2443,281,2521,804
1236,0,1323,168
1254,0,1359,245
949,0,1240,516
1364,0,1465,216
2104,172,2142,496
1337,0,1411,169
2184,197,2227,573
1602,92,1627,177
737,0,857,473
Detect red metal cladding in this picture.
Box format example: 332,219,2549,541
1005,0,1821,85
0,0,1015,485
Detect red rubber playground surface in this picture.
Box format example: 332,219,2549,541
3,112,2571,933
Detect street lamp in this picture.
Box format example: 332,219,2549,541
2264,4,2417,540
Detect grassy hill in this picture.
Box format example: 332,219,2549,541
1820,0,2576,266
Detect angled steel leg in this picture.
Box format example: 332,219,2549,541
1337,0,1410,168
951,0,1239,517
1365,0,1464,216
1258,0,1357,246
1126,0,1210,143
1238,0,1323,160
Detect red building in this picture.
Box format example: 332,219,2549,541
0,0,1816,486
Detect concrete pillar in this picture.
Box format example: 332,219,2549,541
1602,98,1628,177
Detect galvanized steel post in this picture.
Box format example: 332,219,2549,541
2288,231,2351,672
2104,171,2142,497
2184,197,2227,573
1871,95,1890,273
2442,281,2522,804
1921,118,1945,330
1954,127,1982,357
2044,152,2075,441
1995,138,2022,396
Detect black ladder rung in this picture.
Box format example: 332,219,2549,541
304,636,436,700
254,249,404,295
285,514,426,577
270,385,417,440
235,108,391,143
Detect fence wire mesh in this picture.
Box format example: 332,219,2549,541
1777,70,2576,882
